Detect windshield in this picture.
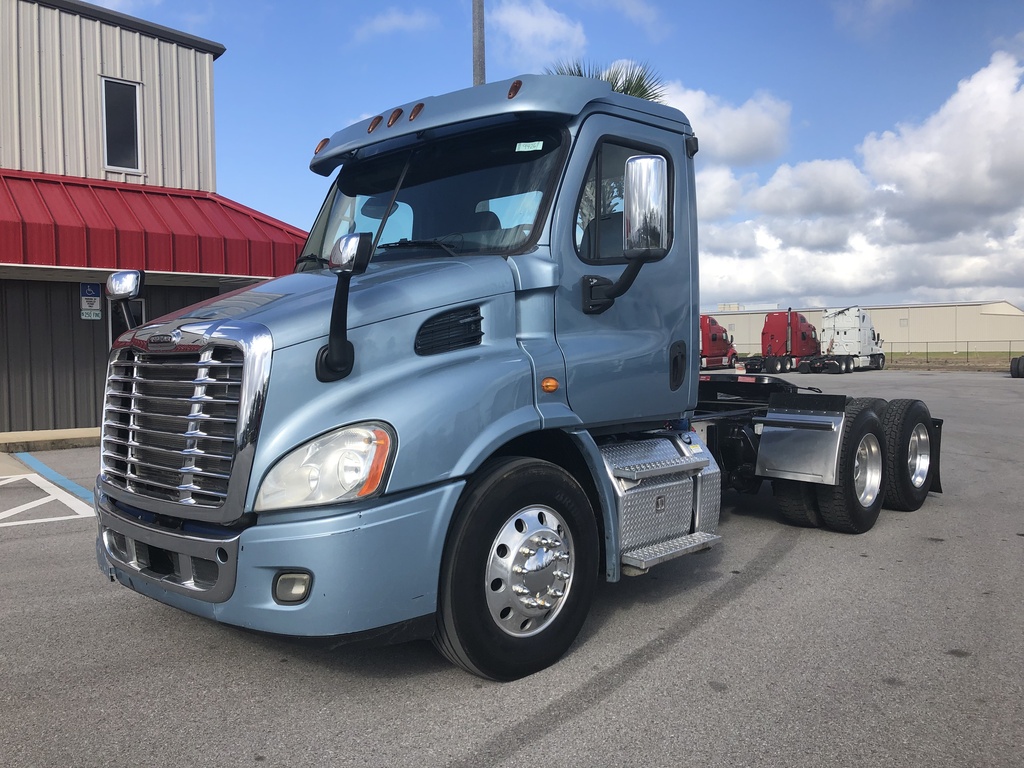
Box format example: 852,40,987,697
297,121,565,270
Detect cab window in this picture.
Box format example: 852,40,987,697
574,141,670,263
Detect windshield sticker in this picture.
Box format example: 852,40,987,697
515,141,544,152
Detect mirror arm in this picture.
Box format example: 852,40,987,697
581,257,645,315
118,301,137,331
316,271,355,381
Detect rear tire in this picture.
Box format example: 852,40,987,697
773,479,822,527
882,399,937,511
851,397,888,418
433,457,599,680
1012,356,1022,378
816,402,886,533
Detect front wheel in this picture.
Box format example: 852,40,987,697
433,457,599,680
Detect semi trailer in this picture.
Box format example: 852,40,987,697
699,314,737,369
95,75,942,681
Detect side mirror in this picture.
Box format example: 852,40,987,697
106,270,145,330
581,154,669,314
106,270,143,301
623,155,668,261
328,232,373,275
317,233,373,382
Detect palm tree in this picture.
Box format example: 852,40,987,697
544,59,667,103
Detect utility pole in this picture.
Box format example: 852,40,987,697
472,0,485,85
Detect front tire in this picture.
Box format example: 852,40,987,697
434,457,599,680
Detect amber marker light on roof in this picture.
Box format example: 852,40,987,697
387,108,403,127
507,79,523,99
409,102,425,121
367,115,383,133
314,138,329,154
541,377,559,393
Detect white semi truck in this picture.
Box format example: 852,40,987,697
799,306,885,373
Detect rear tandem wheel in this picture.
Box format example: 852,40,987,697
881,399,938,511
815,401,886,533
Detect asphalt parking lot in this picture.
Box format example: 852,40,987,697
1,370,1021,768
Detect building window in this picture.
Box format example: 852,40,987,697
103,78,140,171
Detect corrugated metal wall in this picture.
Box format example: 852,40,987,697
0,278,217,431
0,0,217,191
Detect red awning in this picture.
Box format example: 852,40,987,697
0,169,308,277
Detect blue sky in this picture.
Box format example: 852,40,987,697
95,0,1024,311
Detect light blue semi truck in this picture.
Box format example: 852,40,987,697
96,75,942,680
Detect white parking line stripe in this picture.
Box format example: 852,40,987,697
0,472,95,527
0,496,53,521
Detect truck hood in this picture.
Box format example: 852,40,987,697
137,255,517,350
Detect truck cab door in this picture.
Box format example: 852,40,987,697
552,118,698,428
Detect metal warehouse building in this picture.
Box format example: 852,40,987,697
709,301,1024,358
1,0,307,433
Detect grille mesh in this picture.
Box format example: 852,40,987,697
101,345,243,507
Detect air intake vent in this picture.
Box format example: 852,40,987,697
415,305,483,356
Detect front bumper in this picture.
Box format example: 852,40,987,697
95,481,465,637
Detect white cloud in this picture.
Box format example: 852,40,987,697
488,0,586,72
700,50,1024,311
832,0,914,37
580,0,670,43
694,166,747,222
747,160,872,217
663,84,790,166
354,8,439,44
860,51,1024,238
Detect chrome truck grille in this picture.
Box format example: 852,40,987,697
99,323,273,524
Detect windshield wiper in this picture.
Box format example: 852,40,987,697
378,238,460,257
294,254,329,271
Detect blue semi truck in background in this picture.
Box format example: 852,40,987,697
95,75,942,680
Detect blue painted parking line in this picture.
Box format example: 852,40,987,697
14,452,94,503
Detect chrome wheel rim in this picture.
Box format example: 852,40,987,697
907,423,931,489
485,504,574,638
854,433,883,507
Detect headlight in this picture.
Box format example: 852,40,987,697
254,422,395,512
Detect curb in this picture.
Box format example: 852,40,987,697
0,429,101,453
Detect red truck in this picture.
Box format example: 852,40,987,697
699,314,737,369
740,309,819,373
